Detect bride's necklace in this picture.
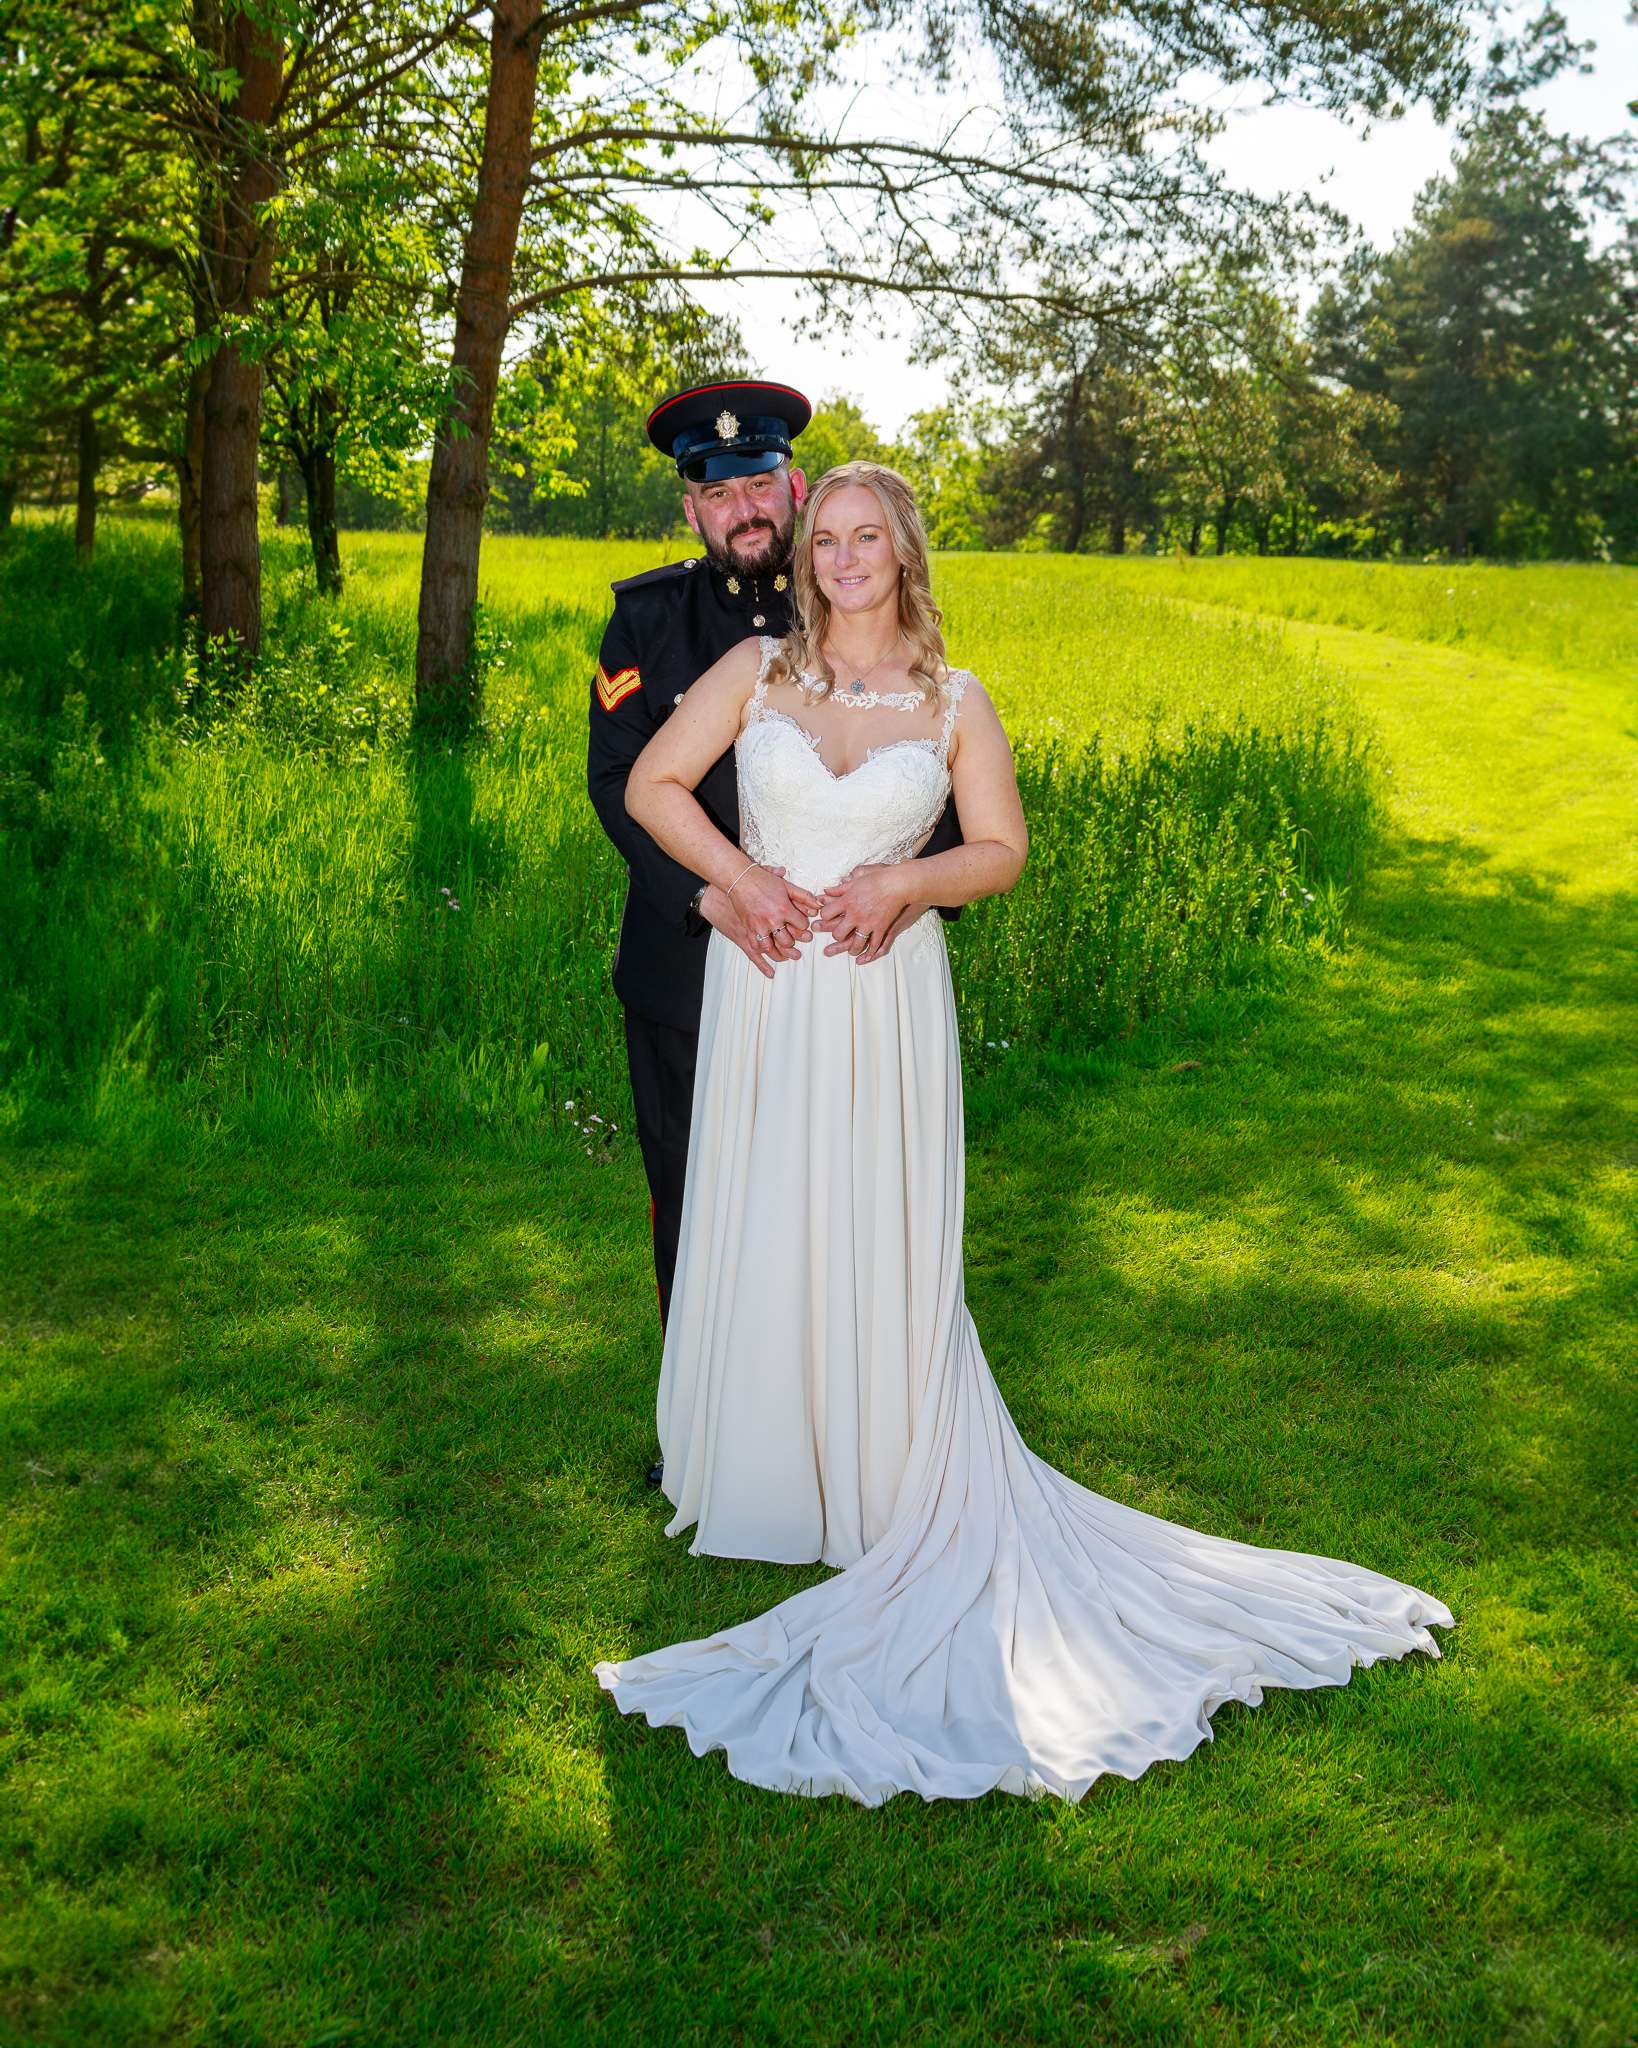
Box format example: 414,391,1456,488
817,631,910,707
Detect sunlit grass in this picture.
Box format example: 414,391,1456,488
1088,551,1638,679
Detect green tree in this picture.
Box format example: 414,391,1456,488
261,143,449,594
1137,270,1387,556
977,325,1158,553
891,406,998,549
1,1,485,645
0,19,195,558
1312,105,1637,558
487,301,746,538
795,396,891,483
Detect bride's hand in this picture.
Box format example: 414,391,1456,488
701,868,821,978
817,867,916,964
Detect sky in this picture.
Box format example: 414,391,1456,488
679,0,1636,435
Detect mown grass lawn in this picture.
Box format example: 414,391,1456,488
2,545,1633,2046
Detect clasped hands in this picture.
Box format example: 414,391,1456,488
701,863,919,977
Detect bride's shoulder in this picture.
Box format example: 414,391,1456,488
940,669,1008,758
726,633,771,671
938,664,991,709
695,633,770,704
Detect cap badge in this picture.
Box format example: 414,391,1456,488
714,409,740,441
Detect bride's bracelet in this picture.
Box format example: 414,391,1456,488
725,861,762,900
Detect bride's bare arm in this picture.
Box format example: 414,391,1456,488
626,638,823,973
818,682,1028,963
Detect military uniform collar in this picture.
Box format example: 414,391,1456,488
708,558,792,629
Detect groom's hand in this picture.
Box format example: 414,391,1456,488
700,870,821,979
818,867,918,964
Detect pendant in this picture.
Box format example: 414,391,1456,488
850,679,865,695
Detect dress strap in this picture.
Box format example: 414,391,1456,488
937,669,972,764
749,634,778,717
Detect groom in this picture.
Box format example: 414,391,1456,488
587,378,962,1486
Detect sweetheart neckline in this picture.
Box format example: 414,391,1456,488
742,707,949,786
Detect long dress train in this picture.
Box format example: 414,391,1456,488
594,641,1454,1805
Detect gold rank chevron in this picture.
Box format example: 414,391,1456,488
596,663,641,712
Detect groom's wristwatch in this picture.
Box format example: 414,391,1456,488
684,881,710,935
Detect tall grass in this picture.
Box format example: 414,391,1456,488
0,523,1377,1138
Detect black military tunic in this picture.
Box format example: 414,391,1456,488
586,553,964,1326
588,555,794,1029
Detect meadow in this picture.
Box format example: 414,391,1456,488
2,526,1633,2046
1092,553,1636,680
0,524,1373,1135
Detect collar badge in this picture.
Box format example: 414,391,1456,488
773,573,789,592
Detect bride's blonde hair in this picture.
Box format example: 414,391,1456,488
768,461,948,702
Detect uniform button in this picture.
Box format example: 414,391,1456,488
752,613,766,628
673,693,684,705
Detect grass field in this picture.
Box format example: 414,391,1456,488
2,530,1634,2045
0,525,1374,1131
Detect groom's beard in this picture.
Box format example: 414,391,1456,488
702,504,797,581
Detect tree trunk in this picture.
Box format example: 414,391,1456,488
198,12,283,662
179,359,209,614
1109,507,1127,555
1057,368,1086,555
0,468,15,529
201,349,267,655
74,402,98,560
275,467,295,526
74,233,109,563
1254,517,1269,556
415,0,543,728
314,451,341,594
302,412,343,596
1215,499,1236,555
1187,519,1201,556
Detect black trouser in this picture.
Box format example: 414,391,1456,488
623,1007,700,1332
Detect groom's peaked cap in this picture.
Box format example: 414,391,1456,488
647,380,812,483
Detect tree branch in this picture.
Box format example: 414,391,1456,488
509,263,1134,322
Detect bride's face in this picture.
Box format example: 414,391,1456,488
810,484,899,618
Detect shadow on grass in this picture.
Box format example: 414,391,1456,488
2,1123,666,2040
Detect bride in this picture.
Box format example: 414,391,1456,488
594,460,1454,1806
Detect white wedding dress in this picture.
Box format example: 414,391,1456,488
594,639,1454,1805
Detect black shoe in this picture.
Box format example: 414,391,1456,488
645,1457,665,1489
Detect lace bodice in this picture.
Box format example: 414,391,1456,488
735,637,971,894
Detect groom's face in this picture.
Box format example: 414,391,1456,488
684,463,808,579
